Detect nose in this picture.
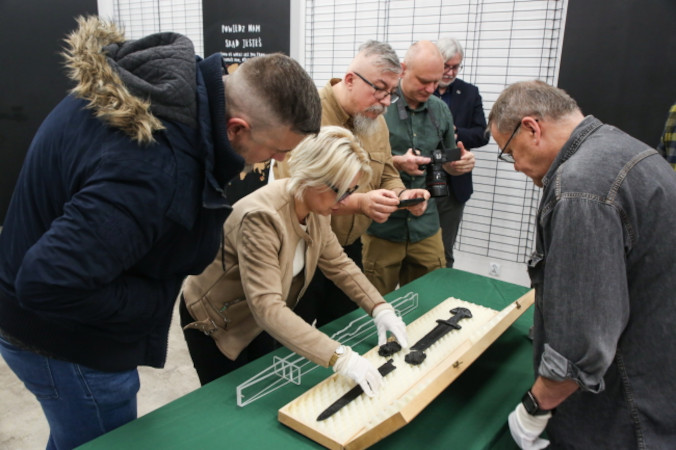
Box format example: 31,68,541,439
380,95,392,106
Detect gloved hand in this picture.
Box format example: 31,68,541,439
373,303,409,347
508,402,551,449
333,346,382,397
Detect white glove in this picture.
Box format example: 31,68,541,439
373,304,409,348
508,403,551,450
333,346,382,397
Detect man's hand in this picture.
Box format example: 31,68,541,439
443,141,475,176
398,188,430,216
508,403,551,449
357,189,400,223
393,148,431,176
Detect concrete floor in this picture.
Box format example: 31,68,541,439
0,302,200,449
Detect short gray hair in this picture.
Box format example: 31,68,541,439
436,37,464,61
225,53,321,134
357,40,402,74
488,80,580,133
286,126,372,200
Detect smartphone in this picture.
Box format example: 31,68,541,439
397,197,425,208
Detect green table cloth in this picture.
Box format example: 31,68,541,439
80,268,534,449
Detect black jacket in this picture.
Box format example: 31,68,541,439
434,78,489,203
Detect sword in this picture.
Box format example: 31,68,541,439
315,307,472,420
404,307,472,365
316,359,397,421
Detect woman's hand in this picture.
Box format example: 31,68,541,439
333,346,383,396
373,304,409,347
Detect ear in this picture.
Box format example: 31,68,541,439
400,62,407,77
344,72,356,88
522,116,542,143
226,117,251,141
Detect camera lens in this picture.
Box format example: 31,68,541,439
425,149,449,197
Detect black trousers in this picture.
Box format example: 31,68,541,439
179,298,280,386
293,239,363,327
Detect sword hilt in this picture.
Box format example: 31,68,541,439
405,307,473,364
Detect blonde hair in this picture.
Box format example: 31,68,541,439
286,126,372,199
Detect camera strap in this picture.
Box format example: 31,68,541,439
426,106,448,151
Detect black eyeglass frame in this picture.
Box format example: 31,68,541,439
443,63,464,73
352,72,399,103
330,184,359,203
497,122,522,163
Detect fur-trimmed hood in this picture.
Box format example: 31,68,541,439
62,16,197,144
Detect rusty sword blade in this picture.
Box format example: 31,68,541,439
316,359,396,421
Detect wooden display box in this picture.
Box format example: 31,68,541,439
278,290,534,449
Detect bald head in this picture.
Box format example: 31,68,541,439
404,40,444,69
400,40,444,108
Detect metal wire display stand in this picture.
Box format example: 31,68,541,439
235,292,419,407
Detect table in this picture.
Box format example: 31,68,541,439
80,268,534,449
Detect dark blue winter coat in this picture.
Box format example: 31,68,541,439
0,23,243,371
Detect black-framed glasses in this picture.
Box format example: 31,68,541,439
353,72,399,103
330,184,359,203
497,122,521,163
444,63,463,73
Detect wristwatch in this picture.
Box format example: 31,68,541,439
329,345,346,367
521,389,552,416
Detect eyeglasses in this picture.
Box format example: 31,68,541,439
353,72,399,103
330,184,359,203
443,63,463,73
497,122,521,163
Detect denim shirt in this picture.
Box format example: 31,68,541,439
529,116,676,448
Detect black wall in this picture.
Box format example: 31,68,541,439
558,0,676,146
0,0,98,224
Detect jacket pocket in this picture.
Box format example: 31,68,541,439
183,295,246,335
368,151,386,189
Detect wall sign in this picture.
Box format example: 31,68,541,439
202,0,291,64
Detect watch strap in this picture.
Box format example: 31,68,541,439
521,389,552,416
329,345,345,367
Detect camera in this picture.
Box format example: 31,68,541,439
422,147,461,197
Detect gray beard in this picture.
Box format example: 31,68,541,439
353,105,387,136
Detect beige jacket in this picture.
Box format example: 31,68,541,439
182,179,385,366
275,79,405,246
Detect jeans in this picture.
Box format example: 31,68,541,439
0,333,139,450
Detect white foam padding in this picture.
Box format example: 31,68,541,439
281,297,499,444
